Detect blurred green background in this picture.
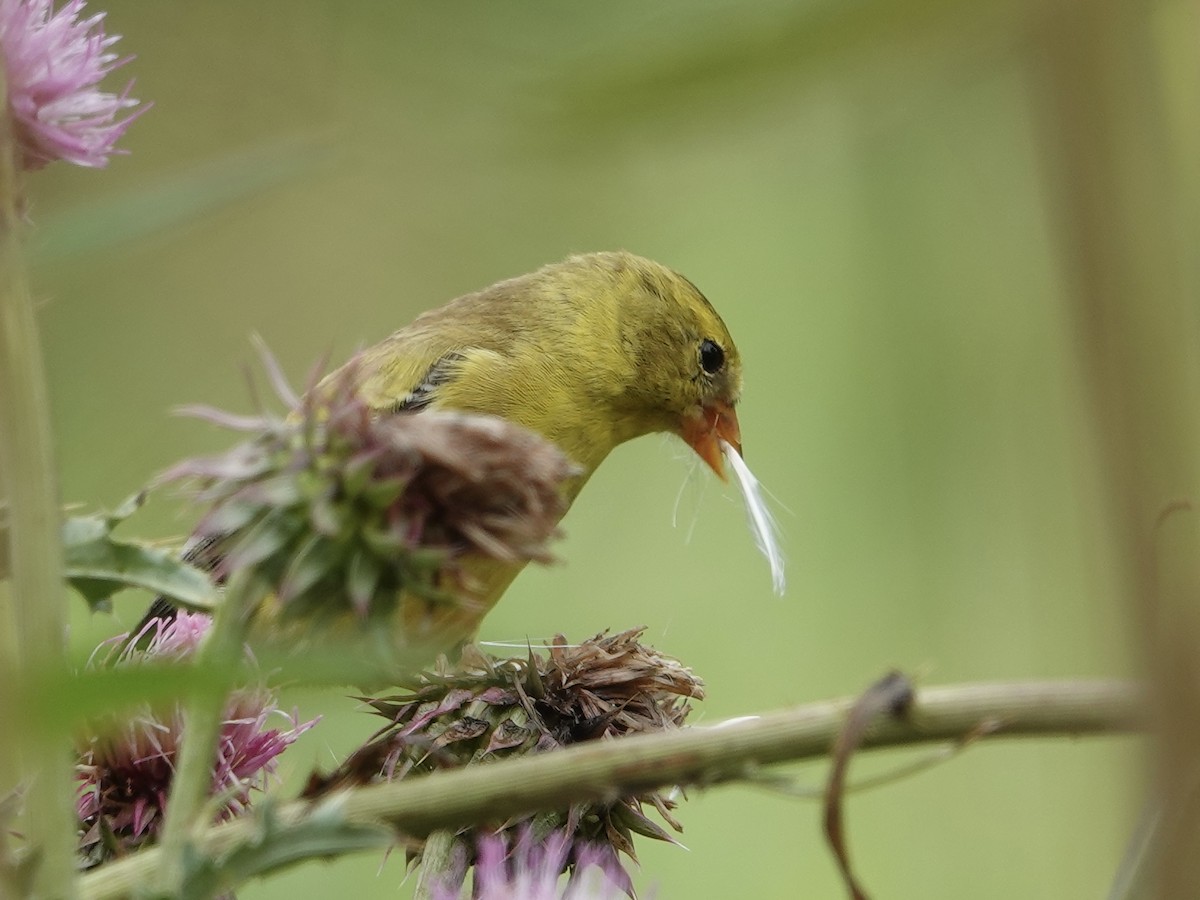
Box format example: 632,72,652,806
29,0,1192,896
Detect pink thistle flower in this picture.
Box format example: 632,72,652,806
76,613,317,865
0,0,145,169
433,830,638,900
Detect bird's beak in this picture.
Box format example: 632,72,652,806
681,400,742,481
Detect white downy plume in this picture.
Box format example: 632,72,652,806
721,439,786,595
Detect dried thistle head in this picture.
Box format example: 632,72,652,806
306,628,704,890
160,349,579,649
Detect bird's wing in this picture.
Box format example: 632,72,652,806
389,351,466,412
354,342,510,415
345,292,523,415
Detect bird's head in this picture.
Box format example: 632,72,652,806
589,252,744,480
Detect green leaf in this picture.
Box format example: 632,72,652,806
178,800,392,900
62,514,218,612
34,663,230,729
107,489,149,524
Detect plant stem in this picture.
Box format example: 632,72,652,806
1031,1,1200,896
79,677,1144,900
0,76,76,899
413,830,460,900
155,569,260,891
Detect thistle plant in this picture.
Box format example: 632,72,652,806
306,627,704,894
160,353,579,657
155,354,580,887
0,0,144,169
0,0,145,894
0,2,1171,898
76,613,316,867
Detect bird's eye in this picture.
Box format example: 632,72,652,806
699,339,725,375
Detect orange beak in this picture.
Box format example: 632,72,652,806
680,400,742,480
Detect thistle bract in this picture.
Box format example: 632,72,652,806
162,357,578,646
307,628,703,890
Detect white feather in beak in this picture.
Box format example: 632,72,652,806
721,439,786,595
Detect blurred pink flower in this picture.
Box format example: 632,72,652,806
0,0,144,169
433,830,636,900
76,613,317,864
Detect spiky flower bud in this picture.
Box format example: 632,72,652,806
161,354,579,655
305,628,704,892
75,613,316,866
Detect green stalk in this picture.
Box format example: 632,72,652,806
81,677,1143,899
414,830,461,900
155,569,261,890
0,74,77,898
1031,1,1200,895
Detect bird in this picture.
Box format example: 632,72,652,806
347,250,744,648
354,249,742,497
141,251,745,659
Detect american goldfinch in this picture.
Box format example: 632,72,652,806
351,250,742,493
342,250,746,643
146,251,761,657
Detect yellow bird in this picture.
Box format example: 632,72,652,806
339,250,745,647
144,251,747,659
